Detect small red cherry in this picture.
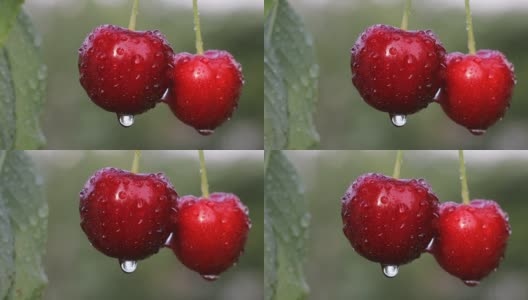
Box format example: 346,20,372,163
79,167,178,272
430,200,511,286
168,193,250,280
438,50,515,135
78,25,174,126
351,24,446,125
341,173,439,276
165,50,244,135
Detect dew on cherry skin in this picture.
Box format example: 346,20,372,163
202,274,219,281
118,114,135,127
463,280,480,287
120,260,138,274
390,114,407,127
469,129,486,136
381,264,399,278
198,129,215,136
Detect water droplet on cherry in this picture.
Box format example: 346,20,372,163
390,114,407,127
120,260,137,273
382,265,399,278
118,114,134,127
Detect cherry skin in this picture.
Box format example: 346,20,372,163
168,193,251,280
165,50,244,135
78,25,174,122
438,50,515,135
430,200,511,286
351,24,446,123
79,167,178,264
341,173,439,272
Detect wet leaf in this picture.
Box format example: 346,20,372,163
264,0,319,150
4,11,47,149
0,50,16,149
264,45,288,150
264,151,310,300
0,151,15,300
0,0,25,47
0,151,48,300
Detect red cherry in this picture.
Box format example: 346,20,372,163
341,173,439,275
438,50,515,135
78,25,174,125
165,50,244,135
430,200,511,286
79,167,178,269
168,193,251,280
351,24,446,125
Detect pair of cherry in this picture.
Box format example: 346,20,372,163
351,24,515,135
341,173,511,286
78,24,243,134
79,167,251,280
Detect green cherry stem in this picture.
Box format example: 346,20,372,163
465,0,476,54
198,150,210,198
458,150,470,205
400,0,412,30
193,0,205,55
128,0,140,31
392,150,404,179
131,150,142,174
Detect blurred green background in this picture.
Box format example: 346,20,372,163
24,0,263,149
289,0,528,149
28,150,263,300
286,150,528,300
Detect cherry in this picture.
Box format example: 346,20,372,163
430,200,511,286
351,24,446,125
79,167,178,270
438,50,515,135
165,50,244,135
341,173,439,275
78,25,174,126
168,193,251,280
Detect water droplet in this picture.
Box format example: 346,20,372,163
202,274,219,281
382,265,399,278
198,129,214,136
118,114,134,127
390,114,407,127
120,260,137,273
469,129,486,136
463,280,480,287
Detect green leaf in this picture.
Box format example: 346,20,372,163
264,45,288,150
0,151,48,300
264,0,319,150
0,0,25,47
264,0,273,16
0,152,15,300
0,50,16,149
264,151,310,300
4,11,47,149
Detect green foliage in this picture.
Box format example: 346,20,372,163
264,0,319,150
0,151,48,300
0,0,25,47
265,151,309,300
1,11,47,149
0,152,15,300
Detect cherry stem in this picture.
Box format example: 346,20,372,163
400,0,412,30
128,0,140,31
193,0,205,55
465,0,476,54
131,150,141,174
198,150,210,198
458,150,470,205
392,150,404,179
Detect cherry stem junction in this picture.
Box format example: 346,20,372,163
458,150,470,205
128,0,140,31
193,0,205,54
400,0,412,30
465,0,476,54
392,150,404,179
198,150,210,198
131,150,141,174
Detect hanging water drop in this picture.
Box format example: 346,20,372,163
198,129,214,136
118,114,135,127
390,114,407,127
120,260,137,273
202,274,219,281
463,280,480,287
469,128,486,136
382,264,399,278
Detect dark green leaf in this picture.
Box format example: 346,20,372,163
0,0,25,47
264,151,310,300
264,0,319,149
4,11,47,149
0,50,16,149
264,44,288,150
0,151,48,300
0,151,15,300
264,207,277,300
